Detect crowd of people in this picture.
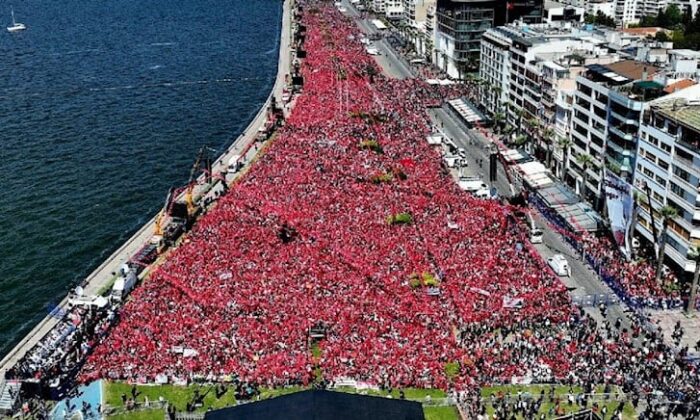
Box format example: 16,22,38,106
7,291,117,395
529,193,683,309
74,1,699,413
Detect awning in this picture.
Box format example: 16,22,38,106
447,98,487,124
537,183,579,207
555,202,603,232
371,19,387,30
501,149,533,164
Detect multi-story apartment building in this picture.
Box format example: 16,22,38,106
615,0,639,25
480,27,515,116
636,0,667,18
372,0,388,13
435,0,498,77
633,84,700,272
403,0,436,23
435,0,543,78
586,0,616,17
570,61,667,201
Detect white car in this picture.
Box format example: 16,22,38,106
547,254,570,277
530,228,543,244
444,155,461,168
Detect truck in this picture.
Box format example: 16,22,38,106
111,263,138,302
458,176,487,192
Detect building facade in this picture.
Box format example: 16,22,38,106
435,0,543,78
634,85,700,272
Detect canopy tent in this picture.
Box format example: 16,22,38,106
426,134,442,145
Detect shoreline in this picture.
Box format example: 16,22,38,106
0,0,293,375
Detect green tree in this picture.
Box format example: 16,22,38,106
576,154,594,201
655,31,670,42
493,112,505,134
656,7,668,27
655,205,680,284
666,4,682,26
542,127,555,168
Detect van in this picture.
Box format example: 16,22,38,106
458,177,487,192
547,254,570,277
228,154,242,172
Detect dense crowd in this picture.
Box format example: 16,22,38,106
77,1,698,411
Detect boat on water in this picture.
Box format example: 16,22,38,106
7,7,26,32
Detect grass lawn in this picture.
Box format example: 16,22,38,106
104,382,236,413
105,382,455,420
424,406,460,420
108,409,164,420
480,384,637,419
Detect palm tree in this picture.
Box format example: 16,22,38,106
513,134,529,148
557,137,572,182
575,153,594,201
493,112,506,134
687,245,700,314
514,108,526,135
542,127,555,168
655,205,680,284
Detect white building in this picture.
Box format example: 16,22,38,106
403,0,436,23
480,27,515,116
586,0,617,18
634,84,700,272
544,0,585,22
615,0,639,26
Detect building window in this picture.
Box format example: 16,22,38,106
673,165,692,183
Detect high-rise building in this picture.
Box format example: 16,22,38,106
435,0,544,78
634,84,700,272
571,61,668,201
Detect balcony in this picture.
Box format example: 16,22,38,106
673,153,700,176
609,110,639,126
609,125,634,142
668,188,695,214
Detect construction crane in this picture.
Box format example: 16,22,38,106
184,146,212,216
154,187,178,236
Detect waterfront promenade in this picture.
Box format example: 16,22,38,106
0,0,294,375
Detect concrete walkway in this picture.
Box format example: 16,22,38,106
0,0,294,375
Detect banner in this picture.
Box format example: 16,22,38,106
603,170,634,258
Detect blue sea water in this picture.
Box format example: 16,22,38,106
0,0,282,357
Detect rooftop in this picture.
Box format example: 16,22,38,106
670,49,700,58
605,60,660,80
664,79,696,94
655,104,700,134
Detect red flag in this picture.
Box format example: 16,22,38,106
507,2,514,9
